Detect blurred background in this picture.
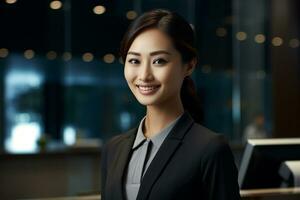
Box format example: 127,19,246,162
0,0,299,199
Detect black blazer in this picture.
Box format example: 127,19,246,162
101,111,241,200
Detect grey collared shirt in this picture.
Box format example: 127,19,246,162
125,115,182,200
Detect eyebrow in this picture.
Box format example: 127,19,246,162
127,50,171,56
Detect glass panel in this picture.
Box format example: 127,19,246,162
63,58,145,142
4,54,44,153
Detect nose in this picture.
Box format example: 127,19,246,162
138,62,154,81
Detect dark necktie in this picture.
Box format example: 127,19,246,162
141,139,153,179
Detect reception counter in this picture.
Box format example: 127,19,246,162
23,188,300,200
240,187,300,200
0,147,101,200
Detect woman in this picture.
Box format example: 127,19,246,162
101,9,241,200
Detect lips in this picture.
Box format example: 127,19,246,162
136,84,160,95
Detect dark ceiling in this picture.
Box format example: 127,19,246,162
0,0,232,68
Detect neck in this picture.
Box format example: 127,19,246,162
143,96,184,138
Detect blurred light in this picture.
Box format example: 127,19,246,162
120,112,131,131
50,1,62,10
0,48,9,58
103,53,115,63
289,38,300,48
5,71,43,102
254,34,266,44
202,65,211,74
63,126,76,146
62,52,72,61
6,71,42,87
6,0,17,4
24,49,35,59
236,32,247,41
82,52,94,62
126,10,137,20
16,113,31,123
93,5,106,15
5,122,41,153
272,37,283,46
216,27,227,37
46,51,57,60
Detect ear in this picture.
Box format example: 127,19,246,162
184,57,197,77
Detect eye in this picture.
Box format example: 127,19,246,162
128,58,140,65
153,58,168,65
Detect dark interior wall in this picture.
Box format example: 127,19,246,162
271,0,300,137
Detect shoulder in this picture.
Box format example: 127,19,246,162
187,125,241,199
102,128,135,153
105,133,128,148
184,122,233,163
185,123,236,171
186,123,229,150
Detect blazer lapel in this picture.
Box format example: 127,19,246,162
136,111,194,200
110,128,137,200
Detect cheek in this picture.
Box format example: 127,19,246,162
162,67,184,87
124,66,133,83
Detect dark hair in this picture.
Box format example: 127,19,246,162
120,9,203,123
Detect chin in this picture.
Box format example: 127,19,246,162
136,98,158,106
134,95,160,106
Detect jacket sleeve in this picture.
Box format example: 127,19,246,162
200,136,241,200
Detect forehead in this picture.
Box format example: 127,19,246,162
128,28,176,53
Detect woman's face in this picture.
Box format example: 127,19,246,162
124,28,194,107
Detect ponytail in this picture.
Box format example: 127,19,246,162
180,76,203,124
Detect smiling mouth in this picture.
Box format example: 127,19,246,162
136,84,161,95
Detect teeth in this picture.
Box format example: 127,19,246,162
138,85,158,91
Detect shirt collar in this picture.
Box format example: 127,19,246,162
132,116,147,150
132,114,182,150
